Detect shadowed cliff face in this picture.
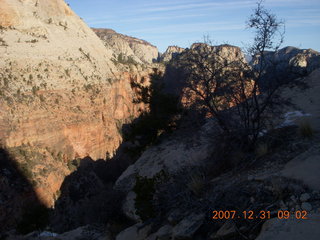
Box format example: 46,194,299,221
0,148,47,235
50,157,129,233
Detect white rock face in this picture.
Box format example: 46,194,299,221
172,213,205,239
115,120,214,192
282,145,320,191
251,46,320,75
116,223,152,240
93,28,159,64
122,191,140,222
279,68,320,131
160,45,185,62
300,193,311,202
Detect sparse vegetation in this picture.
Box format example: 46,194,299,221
255,142,269,157
187,171,206,197
298,119,314,138
0,37,8,46
79,47,91,61
65,68,70,77
112,53,139,66
39,94,45,102
32,85,39,95
133,170,168,221
125,69,180,144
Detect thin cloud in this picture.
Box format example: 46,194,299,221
135,1,255,13
88,13,207,25
127,21,244,34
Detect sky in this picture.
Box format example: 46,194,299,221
66,0,320,53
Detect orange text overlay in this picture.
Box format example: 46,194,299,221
212,210,308,220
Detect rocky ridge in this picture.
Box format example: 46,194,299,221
251,46,320,80
160,45,185,62
92,28,159,64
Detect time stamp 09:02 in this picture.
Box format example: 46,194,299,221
212,210,309,220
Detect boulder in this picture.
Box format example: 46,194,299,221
172,213,205,240
160,46,185,62
116,223,152,240
210,220,237,239
256,214,320,240
122,191,140,222
146,225,173,240
115,120,213,192
282,145,320,191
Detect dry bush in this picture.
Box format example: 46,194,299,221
187,171,206,197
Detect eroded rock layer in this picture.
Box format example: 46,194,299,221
0,0,154,213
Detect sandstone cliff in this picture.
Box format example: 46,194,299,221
163,43,248,109
0,0,155,212
92,28,159,64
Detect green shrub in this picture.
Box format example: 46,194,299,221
133,170,168,221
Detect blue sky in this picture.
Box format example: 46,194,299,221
66,0,320,53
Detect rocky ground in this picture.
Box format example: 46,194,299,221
1,1,320,239
5,121,320,240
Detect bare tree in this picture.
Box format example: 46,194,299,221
182,1,286,148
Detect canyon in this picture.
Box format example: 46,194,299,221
1,0,320,239
0,0,158,229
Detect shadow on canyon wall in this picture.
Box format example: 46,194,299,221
0,148,48,236
50,147,140,233
49,68,184,233
0,140,141,236
0,68,189,235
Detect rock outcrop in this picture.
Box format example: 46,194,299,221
256,213,320,240
251,46,320,82
160,45,185,62
279,68,320,132
163,43,248,110
114,120,214,192
93,28,159,64
0,0,156,218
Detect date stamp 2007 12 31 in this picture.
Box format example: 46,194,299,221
212,210,308,220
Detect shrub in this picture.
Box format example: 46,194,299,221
187,172,205,197
126,69,180,144
298,119,314,138
133,170,168,221
255,143,269,158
